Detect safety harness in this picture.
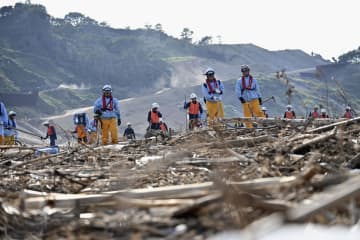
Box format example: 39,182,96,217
241,75,254,94
102,95,113,111
204,79,220,94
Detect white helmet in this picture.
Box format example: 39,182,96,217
346,106,351,110
190,93,197,99
321,108,326,113
8,111,16,116
127,122,131,126
241,64,250,72
43,121,50,126
102,84,112,92
152,102,159,109
286,105,292,109
204,67,215,75
261,106,267,111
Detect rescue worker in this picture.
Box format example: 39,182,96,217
201,68,224,127
343,106,354,119
235,65,264,128
72,112,89,143
4,111,17,145
94,85,121,145
0,101,8,145
88,114,101,144
123,122,136,140
309,107,319,118
320,109,329,118
262,106,269,118
184,93,203,130
284,105,296,119
147,102,163,130
41,120,57,146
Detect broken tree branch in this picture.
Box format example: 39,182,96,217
292,128,337,154
306,116,360,134
286,174,360,222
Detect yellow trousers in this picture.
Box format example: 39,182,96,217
206,101,224,127
101,118,118,145
242,99,264,128
0,135,3,145
4,136,15,145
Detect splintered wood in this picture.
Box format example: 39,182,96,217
0,117,360,239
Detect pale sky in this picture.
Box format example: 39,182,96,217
1,0,359,60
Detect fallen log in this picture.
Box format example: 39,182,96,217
108,182,214,199
306,116,360,134
226,176,297,189
176,157,248,165
0,149,34,159
190,135,271,149
0,145,37,150
23,182,215,209
25,193,113,209
225,148,252,162
344,127,360,135
22,175,302,210
286,174,360,222
222,117,337,124
0,151,69,174
292,128,336,154
172,192,222,217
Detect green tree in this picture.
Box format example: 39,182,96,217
198,36,212,45
0,6,13,17
180,27,193,43
64,12,97,26
144,23,152,30
99,21,109,27
338,47,360,63
154,23,163,32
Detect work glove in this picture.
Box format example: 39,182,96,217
215,89,221,94
40,136,44,140
95,109,102,116
258,98,262,105
213,96,220,101
117,118,121,126
239,97,246,104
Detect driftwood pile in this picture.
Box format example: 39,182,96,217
0,117,360,239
